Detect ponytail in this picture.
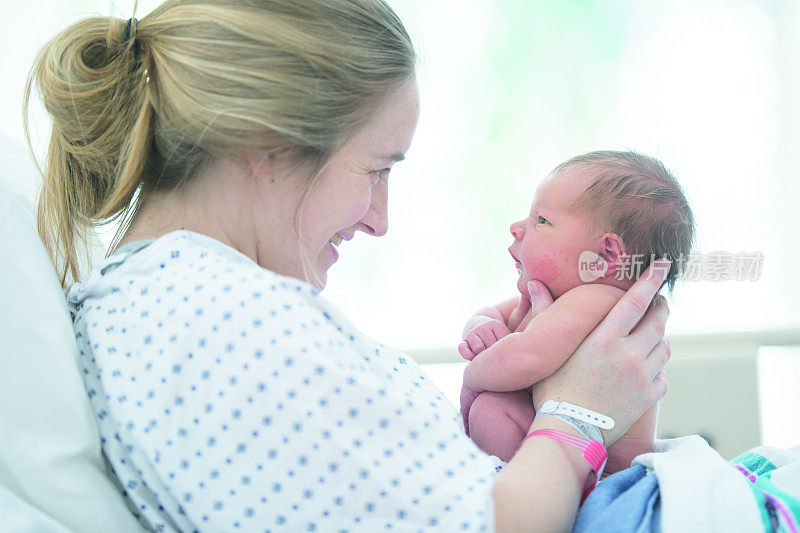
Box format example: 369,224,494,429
25,14,153,287
26,0,415,289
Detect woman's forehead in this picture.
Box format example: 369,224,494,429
350,79,419,158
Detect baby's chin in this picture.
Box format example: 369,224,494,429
516,270,574,300
516,271,531,297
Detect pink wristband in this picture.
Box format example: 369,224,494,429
517,428,608,503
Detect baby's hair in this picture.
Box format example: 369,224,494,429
25,0,415,288
554,150,695,293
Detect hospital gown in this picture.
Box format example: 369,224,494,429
67,230,497,532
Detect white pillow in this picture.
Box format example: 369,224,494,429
0,131,37,215
0,136,144,532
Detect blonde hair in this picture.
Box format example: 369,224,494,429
556,150,695,292
25,0,416,288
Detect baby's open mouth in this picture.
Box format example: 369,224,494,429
330,233,343,246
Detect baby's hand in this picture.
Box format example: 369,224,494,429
458,319,511,361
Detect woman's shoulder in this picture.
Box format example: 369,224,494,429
71,230,319,311
123,229,282,282
71,230,362,352
142,230,341,321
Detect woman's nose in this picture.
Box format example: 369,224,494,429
360,181,388,237
510,221,524,240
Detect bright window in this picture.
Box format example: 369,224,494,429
6,1,800,354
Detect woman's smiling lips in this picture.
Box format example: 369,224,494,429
329,232,353,247
328,232,353,262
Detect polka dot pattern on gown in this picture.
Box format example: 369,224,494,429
68,230,497,532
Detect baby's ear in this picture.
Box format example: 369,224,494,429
596,233,626,278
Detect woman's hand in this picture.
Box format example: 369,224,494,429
605,402,659,474
530,260,672,446
506,281,551,330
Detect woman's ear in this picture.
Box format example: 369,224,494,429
596,233,626,278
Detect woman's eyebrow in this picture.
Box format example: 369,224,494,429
376,152,406,162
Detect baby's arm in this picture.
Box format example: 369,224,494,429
458,296,527,360
461,296,524,335
463,284,626,393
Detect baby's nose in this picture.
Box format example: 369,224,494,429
510,221,524,239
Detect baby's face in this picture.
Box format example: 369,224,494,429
508,170,595,299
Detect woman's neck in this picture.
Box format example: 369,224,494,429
112,154,305,278
114,158,256,258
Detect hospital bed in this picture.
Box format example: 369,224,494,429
2,131,798,531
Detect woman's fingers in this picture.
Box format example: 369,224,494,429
515,293,532,316
651,368,668,402
629,295,670,356
528,263,673,446
528,280,554,317
644,338,671,381
604,259,671,336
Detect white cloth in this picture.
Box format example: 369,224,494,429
632,436,763,532
0,135,144,533
67,230,496,532
748,444,800,499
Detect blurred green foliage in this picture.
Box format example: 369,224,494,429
460,0,629,282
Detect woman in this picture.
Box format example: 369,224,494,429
27,0,670,530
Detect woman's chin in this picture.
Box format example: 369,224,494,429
309,266,328,290
309,244,339,289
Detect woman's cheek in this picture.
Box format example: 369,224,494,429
327,191,370,232
350,190,374,224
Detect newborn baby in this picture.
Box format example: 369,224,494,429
459,150,694,469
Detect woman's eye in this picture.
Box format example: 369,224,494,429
536,216,549,225
371,168,390,184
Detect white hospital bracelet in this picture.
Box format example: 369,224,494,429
538,400,615,444
540,400,615,429
551,414,604,444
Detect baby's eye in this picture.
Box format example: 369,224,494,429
536,216,549,225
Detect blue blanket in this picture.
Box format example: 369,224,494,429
572,437,800,532
574,465,659,533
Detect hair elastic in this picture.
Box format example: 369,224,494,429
123,18,141,64
123,18,138,42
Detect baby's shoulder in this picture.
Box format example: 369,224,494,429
559,283,626,306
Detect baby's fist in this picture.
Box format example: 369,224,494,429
458,319,511,361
